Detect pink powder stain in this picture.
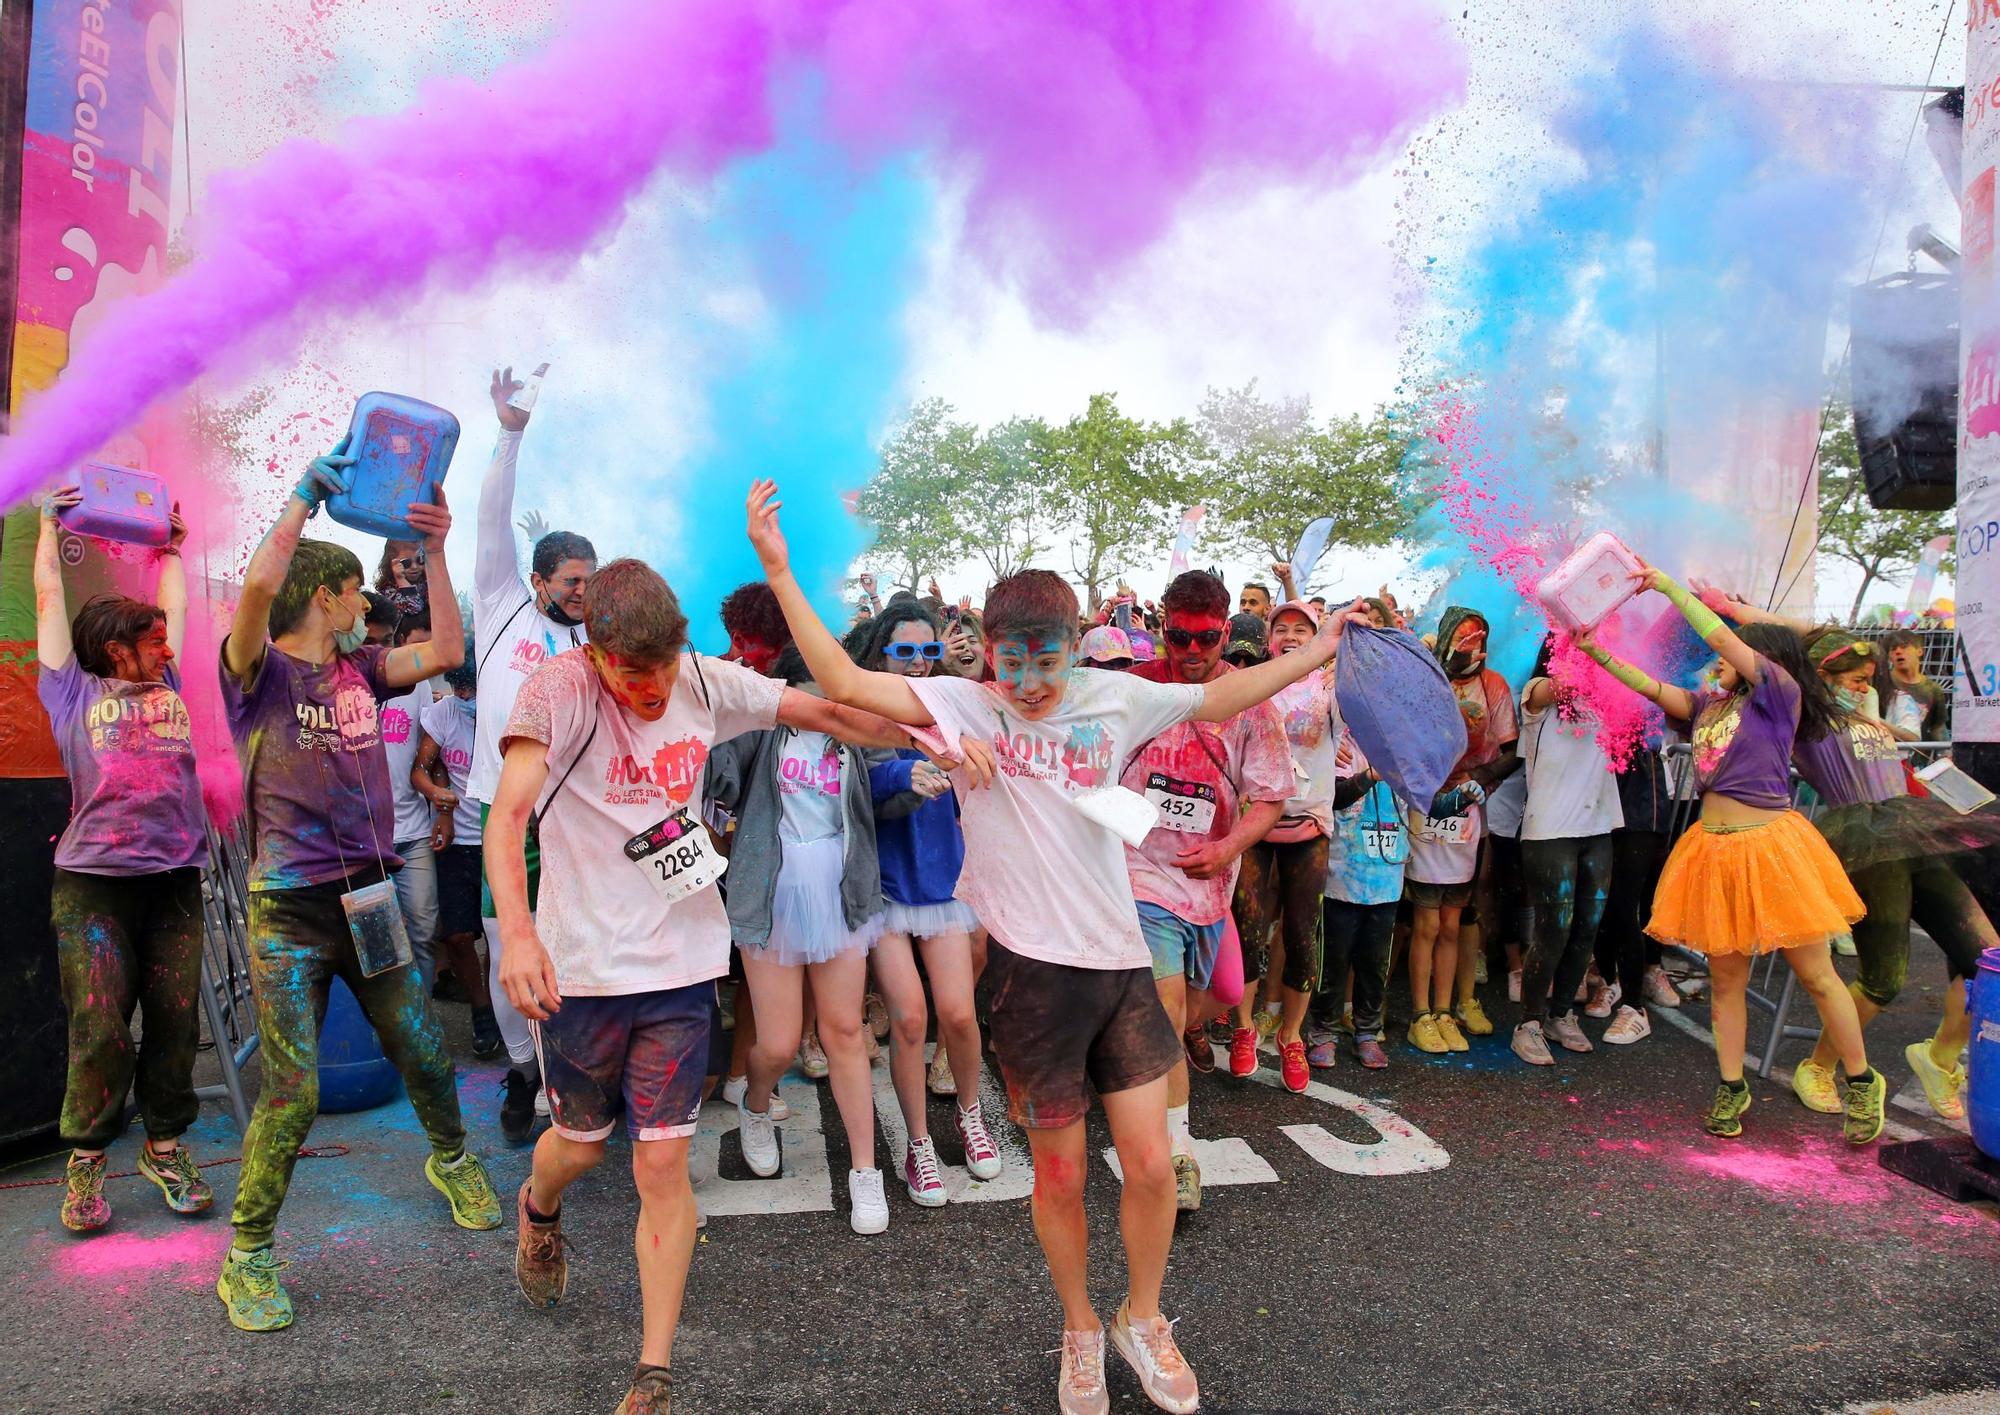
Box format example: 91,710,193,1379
1679,1141,1990,1228
53,1227,231,1283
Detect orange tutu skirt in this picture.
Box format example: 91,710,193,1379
1646,809,1864,957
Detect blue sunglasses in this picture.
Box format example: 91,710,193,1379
885,642,946,661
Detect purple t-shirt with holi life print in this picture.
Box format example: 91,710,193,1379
1680,656,1800,811
1792,717,1905,809
222,640,404,892
38,657,208,875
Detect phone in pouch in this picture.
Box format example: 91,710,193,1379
343,879,414,977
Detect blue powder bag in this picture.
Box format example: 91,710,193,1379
1334,624,1467,813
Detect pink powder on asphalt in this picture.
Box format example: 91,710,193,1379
53,1226,230,1282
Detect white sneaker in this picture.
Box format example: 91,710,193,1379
1602,1005,1652,1045
1512,1021,1554,1067
736,1098,782,1177
799,1030,830,1079
1833,933,1857,957
927,1048,957,1096
533,1086,550,1118
956,1100,1003,1181
849,1167,890,1234
720,1074,789,1121
1641,964,1682,1010
904,1137,947,1207
1584,979,1622,1020
1545,1009,1594,1054
1107,1302,1200,1415
1507,969,1523,1004
1056,1328,1110,1415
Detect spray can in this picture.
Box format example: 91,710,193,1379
507,362,550,415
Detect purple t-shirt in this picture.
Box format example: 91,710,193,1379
222,640,404,892
1682,657,1800,811
1792,718,1905,808
38,657,208,875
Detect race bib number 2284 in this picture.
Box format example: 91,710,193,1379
624,810,726,906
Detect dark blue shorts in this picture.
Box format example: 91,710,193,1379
532,982,715,1143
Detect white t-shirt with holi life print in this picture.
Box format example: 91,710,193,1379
503,649,783,996
381,685,435,845
421,694,483,847
1270,668,1343,835
907,669,1205,972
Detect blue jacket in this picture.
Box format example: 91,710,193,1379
869,748,965,908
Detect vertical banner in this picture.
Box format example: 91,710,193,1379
1166,504,1204,578
1961,10,2000,748
0,0,181,778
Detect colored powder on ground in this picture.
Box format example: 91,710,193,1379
52,1226,231,1282
1680,1141,1912,1210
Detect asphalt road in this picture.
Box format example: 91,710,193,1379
1,942,1995,1415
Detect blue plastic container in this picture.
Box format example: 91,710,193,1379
59,463,172,546
325,392,459,540
317,975,403,1112
1968,948,2000,1161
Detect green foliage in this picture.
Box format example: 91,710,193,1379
852,398,975,591
1820,399,1954,619
1034,393,1197,609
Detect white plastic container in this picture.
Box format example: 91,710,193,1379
1535,532,1645,634
507,362,549,415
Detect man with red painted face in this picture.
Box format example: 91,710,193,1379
35,488,216,1237
720,580,792,676
747,480,1365,1415
472,367,602,1144
486,558,968,1415
1121,571,1291,1214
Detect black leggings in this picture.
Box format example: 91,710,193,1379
1317,898,1398,1033
1519,835,1612,1022
1598,828,1670,1006
1848,855,1999,1007
1233,835,1329,993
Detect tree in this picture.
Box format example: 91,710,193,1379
1037,393,1195,610
1193,381,1412,577
853,398,974,590
958,416,1054,586
1818,400,1954,621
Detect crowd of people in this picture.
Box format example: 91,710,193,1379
28,366,1994,1415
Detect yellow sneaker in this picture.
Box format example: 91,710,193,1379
1454,998,1494,1037
1406,1013,1448,1055
1434,1013,1470,1052
1905,1041,1967,1122
1790,1058,1842,1115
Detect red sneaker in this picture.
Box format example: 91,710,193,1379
1278,1040,1309,1094
1228,1028,1257,1078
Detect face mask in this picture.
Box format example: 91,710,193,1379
1444,649,1483,679
327,594,368,654
1832,687,1862,713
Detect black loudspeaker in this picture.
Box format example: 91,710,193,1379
0,778,74,1144
1850,271,1958,512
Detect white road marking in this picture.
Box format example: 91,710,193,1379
691,1073,834,1217
873,1045,1035,1205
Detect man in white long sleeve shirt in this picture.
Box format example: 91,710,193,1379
473,367,598,1144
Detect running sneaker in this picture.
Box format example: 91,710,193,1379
1906,1041,1968,1121
500,1067,536,1144
1278,1039,1310,1094
60,1153,110,1232
849,1167,890,1235
1455,997,1494,1037
1305,1025,1339,1069
1641,964,1682,1009
471,1005,504,1060
426,1149,503,1230
1108,1301,1200,1415
1172,1151,1201,1213
615,1366,672,1415
1601,1005,1652,1046
1434,1012,1470,1054
928,1047,957,1096
800,1029,831,1079
1584,979,1622,1020
217,1246,293,1332
1252,1004,1282,1044
533,1085,550,1118
1228,1027,1258,1077
1544,1010,1593,1054
904,1136,948,1208
1354,1035,1390,1070
865,991,890,1040
1511,1021,1553,1067
1844,1068,1887,1145
737,1098,782,1177
1790,1058,1843,1115
1507,968,1523,1004
957,1101,1003,1181
1407,1013,1447,1055
1183,1025,1216,1075
514,1180,568,1307
137,1142,214,1215
1832,933,1857,957
1705,1081,1751,1138
1057,1328,1110,1415
720,1074,790,1121
1577,966,1602,1004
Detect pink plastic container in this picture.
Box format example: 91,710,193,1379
1536,532,1644,634
58,463,172,547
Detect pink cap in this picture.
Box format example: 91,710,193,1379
1080,625,1136,662
1269,599,1321,628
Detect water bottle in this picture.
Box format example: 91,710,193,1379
507,362,550,415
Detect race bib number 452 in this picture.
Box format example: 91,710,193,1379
625,810,726,905
1143,772,1218,834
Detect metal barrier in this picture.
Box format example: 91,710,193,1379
195,818,258,1131
1659,739,1954,1078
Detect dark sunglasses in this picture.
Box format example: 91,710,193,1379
885,642,946,661
1164,627,1224,649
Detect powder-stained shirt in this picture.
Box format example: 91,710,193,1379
1679,656,1800,811
1326,748,1408,907
381,684,434,845
777,728,844,845
420,694,482,846
504,649,782,996
1268,667,1343,839
1448,668,1518,784
39,657,208,875
222,640,404,892
907,669,1204,971
1120,662,1292,926
1792,717,1904,809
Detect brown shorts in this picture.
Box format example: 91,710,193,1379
983,940,1181,1130
1406,879,1473,910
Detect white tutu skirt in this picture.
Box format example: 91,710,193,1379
762,835,885,968
881,897,980,939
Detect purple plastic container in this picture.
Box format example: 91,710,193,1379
58,463,172,547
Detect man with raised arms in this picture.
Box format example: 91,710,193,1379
746,480,1364,1415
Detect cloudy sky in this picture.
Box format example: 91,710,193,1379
175,0,1965,620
